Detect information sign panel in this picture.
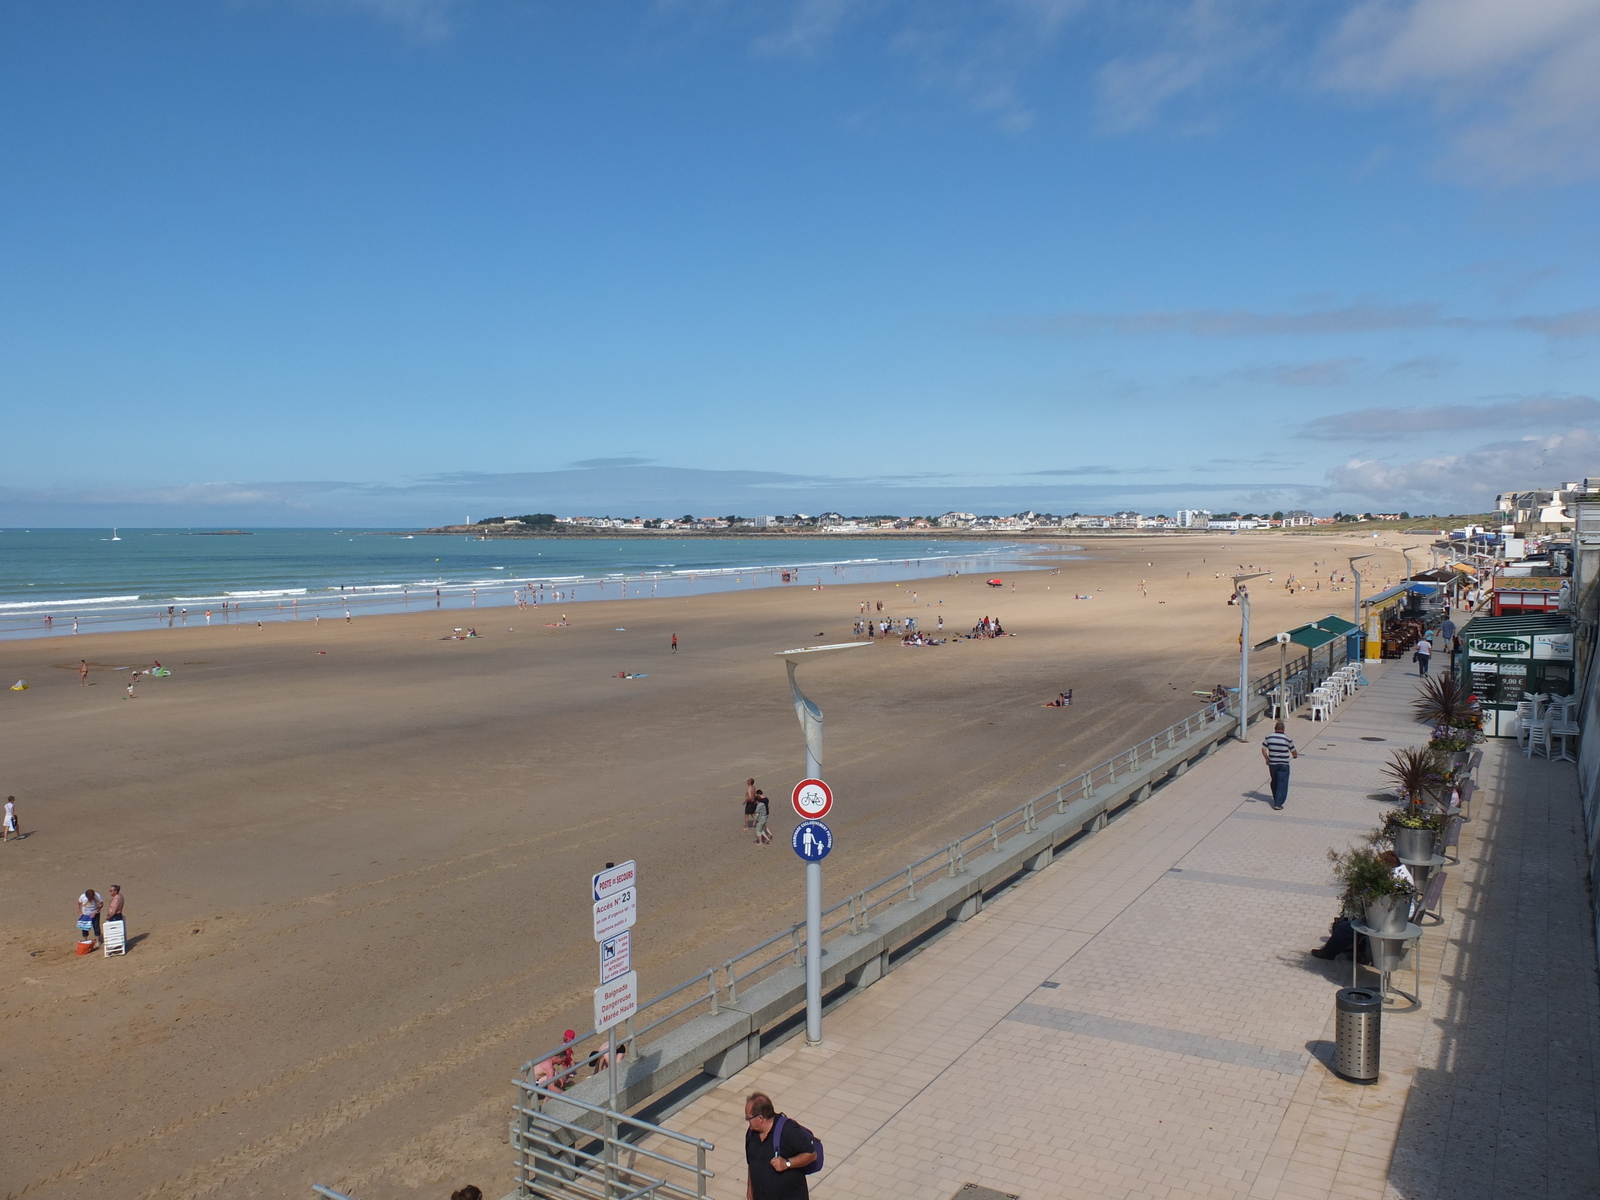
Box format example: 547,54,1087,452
593,890,637,941
593,860,637,902
594,970,638,1033
600,931,632,984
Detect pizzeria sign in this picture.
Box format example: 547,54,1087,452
1468,636,1530,656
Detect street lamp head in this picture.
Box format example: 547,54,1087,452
1231,571,1271,586
775,642,876,659
1348,553,1373,565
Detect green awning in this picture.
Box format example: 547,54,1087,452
1282,614,1358,651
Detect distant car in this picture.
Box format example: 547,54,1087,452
986,578,1003,587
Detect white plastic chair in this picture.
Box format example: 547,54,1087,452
1525,715,1551,759
1310,689,1335,723
1513,700,1535,750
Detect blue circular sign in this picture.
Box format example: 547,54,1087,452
792,820,833,862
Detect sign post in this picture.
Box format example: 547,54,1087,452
776,642,870,1047
592,860,637,1119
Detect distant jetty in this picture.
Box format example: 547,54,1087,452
184,530,253,536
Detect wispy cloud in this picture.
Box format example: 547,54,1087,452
1300,393,1600,439
1319,0,1600,183
1025,464,1165,476
567,456,657,469
1326,427,1600,505
1007,302,1600,340
323,0,459,40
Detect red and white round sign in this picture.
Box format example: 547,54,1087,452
791,777,833,820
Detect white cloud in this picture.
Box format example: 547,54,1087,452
1325,426,1600,507
320,0,458,40
1319,0,1600,182
1302,393,1600,438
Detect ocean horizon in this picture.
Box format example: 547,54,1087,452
0,528,1051,639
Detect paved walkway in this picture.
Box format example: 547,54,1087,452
651,660,1600,1200
1385,739,1600,1198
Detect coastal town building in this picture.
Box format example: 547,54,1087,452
1176,508,1211,528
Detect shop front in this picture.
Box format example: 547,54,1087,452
1458,613,1575,737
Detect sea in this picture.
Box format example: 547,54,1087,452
0,528,1046,640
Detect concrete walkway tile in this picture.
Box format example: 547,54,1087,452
640,657,1600,1200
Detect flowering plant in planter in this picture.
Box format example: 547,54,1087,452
1383,746,1447,810
1329,845,1415,912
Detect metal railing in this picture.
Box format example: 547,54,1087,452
512,1080,714,1200
519,698,1234,1086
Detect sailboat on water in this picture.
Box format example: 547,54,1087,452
110,527,121,542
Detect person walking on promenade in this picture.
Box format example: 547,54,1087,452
1415,634,1432,675
1261,721,1297,811
3,795,17,842
744,1092,818,1199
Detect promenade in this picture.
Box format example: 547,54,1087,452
658,661,1600,1199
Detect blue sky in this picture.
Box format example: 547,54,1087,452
2,0,1598,525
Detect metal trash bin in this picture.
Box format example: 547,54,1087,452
1334,988,1382,1083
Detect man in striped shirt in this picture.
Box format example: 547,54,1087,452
1261,721,1298,810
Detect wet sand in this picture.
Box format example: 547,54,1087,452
0,533,1414,1200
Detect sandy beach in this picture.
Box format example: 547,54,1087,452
0,533,1417,1200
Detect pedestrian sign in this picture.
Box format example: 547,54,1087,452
792,820,833,862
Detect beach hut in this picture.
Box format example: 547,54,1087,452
1458,612,1574,737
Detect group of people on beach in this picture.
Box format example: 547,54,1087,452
532,1028,626,1091
964,616,1007,638
75,885,125,950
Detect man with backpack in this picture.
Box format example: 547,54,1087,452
744,1092,820,1199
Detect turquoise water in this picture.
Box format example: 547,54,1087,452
0,528,1034,638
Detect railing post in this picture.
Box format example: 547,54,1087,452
791,926,803,965
698,1142,709,1199
990,821,1000,853
906,866,916,901
724,959,738,1004
856,890,868,931
1024,800,1036,832
1056,785,1066,813
946,843,958,877
708,969,719,1017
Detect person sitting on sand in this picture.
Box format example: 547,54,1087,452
534,1030,579,1091
1042,690,1072,708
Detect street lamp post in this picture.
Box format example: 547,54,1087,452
777,641,872,1047
1233,572,1270,743
1400,546,1419,583
1349,553,1373,661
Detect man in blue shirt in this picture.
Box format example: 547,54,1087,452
1261,721,1298,810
